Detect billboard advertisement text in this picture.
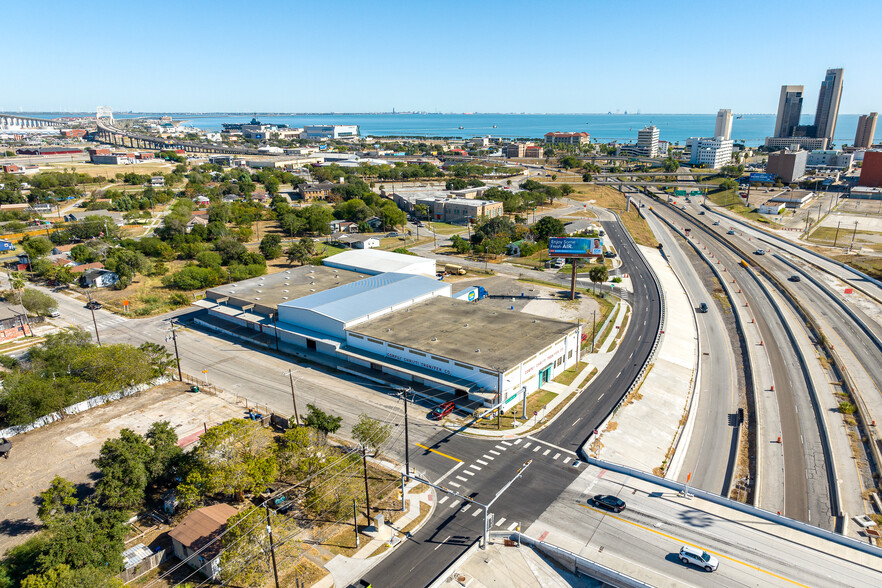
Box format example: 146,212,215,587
749,172,776,183
548,237,603,258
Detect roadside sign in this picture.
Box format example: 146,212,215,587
549,237,603,258
122,300,129,306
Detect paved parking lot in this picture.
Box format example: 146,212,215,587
0,382,244,554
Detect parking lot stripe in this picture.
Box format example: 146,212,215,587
476,459,488,466
416,443,462,462
542,449,551,456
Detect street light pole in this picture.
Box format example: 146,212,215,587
400,388,411,476
86,290,101,346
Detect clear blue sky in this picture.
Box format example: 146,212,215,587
5,0,881,114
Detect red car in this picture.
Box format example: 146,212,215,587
429,401,455,420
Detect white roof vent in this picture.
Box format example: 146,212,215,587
310,289,315,292
464,323,469,327
256,290,262,293
283,290,288,293
431,337,438,341
475,349,480,353
282,296,288,300
255,297,260,300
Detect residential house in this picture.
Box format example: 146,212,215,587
0,303,30,342
346,235,380,249
364,216,384,231
51,244,77,256
169,504,238,582
329,220,358,233
187,215,209,233
81,268,119,288
506,240,528,256
70,262,106,275
150,176,165,187
0,240,15,252
64,210,125,227
193,195,211,207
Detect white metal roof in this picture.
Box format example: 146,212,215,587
323,249,436,277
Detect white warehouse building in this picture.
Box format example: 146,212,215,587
196,251,581,409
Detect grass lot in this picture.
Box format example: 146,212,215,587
567,184,659,247
469,389,558,431
78,260,193,316
427,221,468,235
703,187,782,227
41,160,176,177
829,253,882,280
554,361,589,386
807,226,882,251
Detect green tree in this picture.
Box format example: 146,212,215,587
351,413,391,457
719,178,738,191
304,404,342,442
450,234,471,254
588,263,609,294
37,476,78,523
21,237,53,259
20,288,58,316
286,238,316,266
93,429,152,510
259,234,283,260
560,184,574,196
532,216,566,241
219,507,300,588
144,420,182,483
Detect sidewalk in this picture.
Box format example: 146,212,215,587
324,480,435,587
587,246,698,475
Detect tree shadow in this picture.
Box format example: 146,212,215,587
677,508,715,529
0,517,40,537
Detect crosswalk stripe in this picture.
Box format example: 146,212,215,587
471,509,481,517
482,454,495,461
469,465,482,471
449,501,458,509
513,439,522,445
553,453,561,460
489,450,500,455
507,522,518,531
439,496,449,505
494,445,507,451
543,449,551,456
522,442,532,449
463,469,475,476
533,446,541,452
495,517,506,527
461,504,470,513
456,475,468,482
449,481,461,488
476,459,488,465
501,441,512,446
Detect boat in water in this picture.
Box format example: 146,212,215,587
458,126,464,129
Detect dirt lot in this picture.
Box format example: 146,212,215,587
0,382,245,554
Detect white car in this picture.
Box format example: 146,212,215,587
679,545,719,572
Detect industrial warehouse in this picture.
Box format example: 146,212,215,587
194,250,582,409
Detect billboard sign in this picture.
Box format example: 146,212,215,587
749,172,776,183
549,237,603,258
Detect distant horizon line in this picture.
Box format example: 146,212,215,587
3,110,796,116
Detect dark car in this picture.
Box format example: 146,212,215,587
591,494,626,512
429,401,455,420
603,251,617,258
85,300,102,310
789,275,801,282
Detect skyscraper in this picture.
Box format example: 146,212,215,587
813,68,844,143
715,109,733,141
637,125,660,158
774,85,804,139
855,113,878,148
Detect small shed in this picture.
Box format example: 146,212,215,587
169,503,238,581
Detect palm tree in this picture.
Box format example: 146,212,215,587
588,264,608,295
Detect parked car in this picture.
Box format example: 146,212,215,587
713,221,720,226
603,251,617,258
697,302,708,313
429,401,455,420
551,258,566,268
698,211,706,215
678,545,719,572
789,275,802,282
49,310,61,318
386,232,400,238
754,249,765,255
85,300,102,310
591,494,626,513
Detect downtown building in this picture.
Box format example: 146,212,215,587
686,137,733,169
765,68,844,151
637,126,660,157
855,113,878,148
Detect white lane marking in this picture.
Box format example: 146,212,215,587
449,481,461,488
526,436,578,457
482,454,495,461
476,459,489,465
501,441,513,446
513,439,522,445
493,445,507,451
533,446,541,452
522,442,532,449
434,462,464,485
489,450,501,455
468,465,482,471
553,453,561,460
435,535,451,550
438,496,449,505
463,470,475,476
456,475,468,482
495,517,506,527
507,522,518,531
572,417,582,426
543,449,551,456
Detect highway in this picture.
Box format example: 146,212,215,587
645,198,833,528
642,210,741,496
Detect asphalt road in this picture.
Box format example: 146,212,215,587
651,201,831,528
642,210,739,496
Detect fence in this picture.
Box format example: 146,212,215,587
180,372,276,426
0,376,171,439
119,548,171,583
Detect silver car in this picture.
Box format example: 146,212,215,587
679,545,719,572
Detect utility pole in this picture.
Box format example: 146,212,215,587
287,370,301,425
850,221,859,250
833,220,842,248
264,505,281,588
400,388,411,476
85,290,101,346
167,320,183,381
496,390,501,430
362,445,371,516
352,498,360,547
591,310,597,352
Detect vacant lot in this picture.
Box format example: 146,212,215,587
567,184,659,247
41,160,176,177
0,382,245,554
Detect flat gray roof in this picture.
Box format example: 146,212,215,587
350,297,578,372
205,265,367,315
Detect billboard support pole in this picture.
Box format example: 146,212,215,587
570,258,577,300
